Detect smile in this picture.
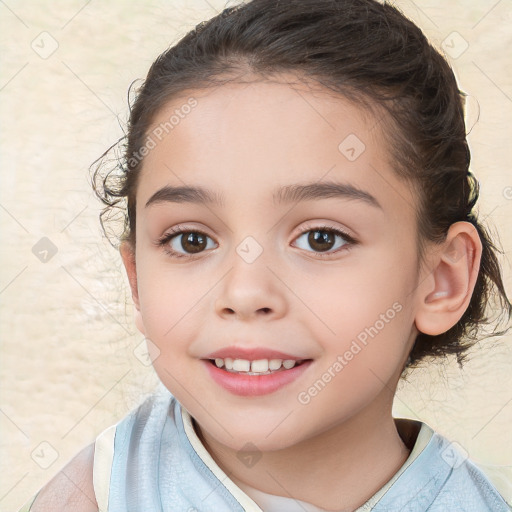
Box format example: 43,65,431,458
211,357,306,374
202,358,313,396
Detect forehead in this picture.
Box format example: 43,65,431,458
136,77,416,216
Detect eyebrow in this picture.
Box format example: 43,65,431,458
144,180,382,209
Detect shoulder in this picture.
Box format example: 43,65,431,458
427,434,511,511
27,391,177,512
382,424,511,511
30,442,98,512
437,459,511,511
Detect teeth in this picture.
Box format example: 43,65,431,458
269,359,282,370
233,359,250,372
212,357,301,374
251,359,269,372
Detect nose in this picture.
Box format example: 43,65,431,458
215,262,287,322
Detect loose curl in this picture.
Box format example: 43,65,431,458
90,0,511,372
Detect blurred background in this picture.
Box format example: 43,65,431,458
1,1,511,510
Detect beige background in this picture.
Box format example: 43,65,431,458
1,1,511,510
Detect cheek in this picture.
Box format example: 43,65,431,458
135,263,206,349
136,268,207,398
293,247,416,362
293,283,413,427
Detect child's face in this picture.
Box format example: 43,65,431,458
125,76,425,451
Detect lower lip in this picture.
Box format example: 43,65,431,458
202,359,313,396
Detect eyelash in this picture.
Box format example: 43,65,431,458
156,223,357,260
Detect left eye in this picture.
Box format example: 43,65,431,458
293,227,352,255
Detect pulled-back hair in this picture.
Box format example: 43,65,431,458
91,0,511,371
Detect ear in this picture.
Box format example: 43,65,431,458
414,221,482,336
119,241,146,336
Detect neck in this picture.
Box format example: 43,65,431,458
194,390,411,511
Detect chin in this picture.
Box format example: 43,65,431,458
198,415,307,453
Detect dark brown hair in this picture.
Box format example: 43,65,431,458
91,0,511,371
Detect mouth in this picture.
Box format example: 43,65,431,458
200,344,315,396
205,357,312,375
202,356,314,396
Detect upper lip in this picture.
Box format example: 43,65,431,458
204,346,310,361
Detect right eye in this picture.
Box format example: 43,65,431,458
157,227,217,258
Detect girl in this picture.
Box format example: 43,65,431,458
19,0,511,510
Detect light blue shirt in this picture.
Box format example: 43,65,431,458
100,388,511,511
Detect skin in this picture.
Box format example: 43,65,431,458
30,443,97,511
120,75,481,511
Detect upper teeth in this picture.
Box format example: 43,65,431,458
214,358,299,373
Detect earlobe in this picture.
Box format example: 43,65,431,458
415,222,482,336
119,241,146,336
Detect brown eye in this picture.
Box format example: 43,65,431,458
158,229,216,258
178,232,208,254
293,226,352,256
307,230,337,252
